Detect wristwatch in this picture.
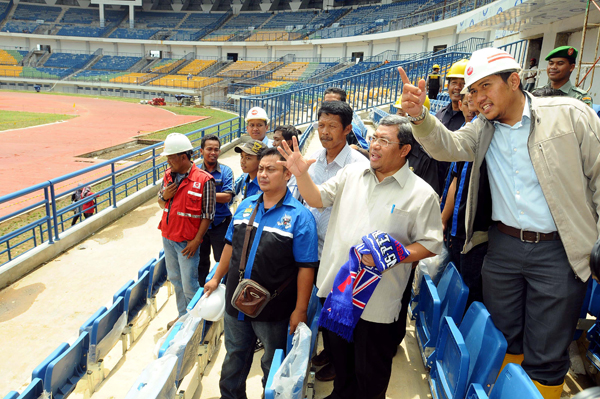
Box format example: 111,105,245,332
407,106,428,124
158,191,165,201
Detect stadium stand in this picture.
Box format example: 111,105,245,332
55,26,106,37
2,21,40,33
243,80,289,94
128,11,186,29
177,59,217,75
12,3,62,22
261,11,316,30
0,50,26,66
43,52,93,70
272,62,309,81
220,12,271,29
308,8,346,28
70,70,126,82
91,55,141,71
150,58,185,74
326,61,379,81
217,60,264,77
60,7,124,25
109,28,158,40
110,72,157,84
148,75,222,89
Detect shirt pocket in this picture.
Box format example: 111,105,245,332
186,190,203,212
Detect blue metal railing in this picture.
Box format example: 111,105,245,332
498,40,529,67
0,117,242,268
238,51,470,128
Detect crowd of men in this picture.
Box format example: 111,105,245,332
156,44,599,399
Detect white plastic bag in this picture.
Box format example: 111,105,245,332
124,354,178,399
413,245,450,295
272,322,311,399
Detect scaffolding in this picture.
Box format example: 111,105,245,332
576,0,600,91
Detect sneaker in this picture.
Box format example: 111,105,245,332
255,339,264,352
311,350,330,367
316,362,336,382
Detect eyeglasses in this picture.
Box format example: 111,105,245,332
370,137,403,148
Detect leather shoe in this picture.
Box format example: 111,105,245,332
316,362,336,382
167,318,178,330
312,350,330,367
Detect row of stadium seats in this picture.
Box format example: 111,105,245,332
217,60,264,77
2,251,172,399
91,55,141,71
271,62,309,81
177,59,217,75
12,3,62,22
110,72,157,84
0,49,27,66
44,53,93,69
71,70,128,82
148,75,222,89
150,58,185,74
414,263,544,399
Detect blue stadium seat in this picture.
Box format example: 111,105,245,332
437,263,469,327
15,378,44,399
79,306,107,335
2,392,19,399
465,383,489,399
124,271,151,323
90,297,126,362
488,363,543,399
32,342,70,381
429,316,470,399
415,274,441,366
159,322,184,357
459,302,507,394
265,349,285,399
138,258,156,279
148,254,168,298
44,332,90,399
113,279,134,303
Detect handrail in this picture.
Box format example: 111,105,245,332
0,117,242,268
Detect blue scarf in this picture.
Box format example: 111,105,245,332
319,231,410,342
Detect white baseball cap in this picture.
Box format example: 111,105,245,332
246,107,269,124
461,48,522,94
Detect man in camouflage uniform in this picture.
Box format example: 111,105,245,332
544,46,593,107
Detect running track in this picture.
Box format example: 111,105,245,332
0,92,207,197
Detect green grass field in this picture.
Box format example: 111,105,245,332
143,106,237,141
0,110,77,131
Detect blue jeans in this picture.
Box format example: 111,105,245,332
162,237,200,317
220,311,289,399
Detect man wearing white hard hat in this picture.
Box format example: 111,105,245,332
245,106,273,147
158,133,216,327
398,47,600,399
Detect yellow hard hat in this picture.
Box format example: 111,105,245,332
394,95,430,110
446,59,469,79
432,64,440,69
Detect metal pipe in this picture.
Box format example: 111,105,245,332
577,0,592,84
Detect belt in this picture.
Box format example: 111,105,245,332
497,222,560,243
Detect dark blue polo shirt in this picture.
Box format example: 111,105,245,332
224,189,319,322
234,173,262,199
201,162,234,227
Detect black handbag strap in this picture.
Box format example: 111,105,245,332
239,203,259,280
237,201,295,297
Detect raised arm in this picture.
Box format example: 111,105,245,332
277,136,323,208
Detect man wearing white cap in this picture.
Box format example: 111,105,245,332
246,106,273,147
398,48,600,399
158,133,216,326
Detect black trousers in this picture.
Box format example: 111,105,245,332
327,319,397,399
448,235,487,307
198,216,230,287
482,224,587,386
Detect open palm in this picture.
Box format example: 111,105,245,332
277,136,316,177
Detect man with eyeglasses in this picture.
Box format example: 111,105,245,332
278,114,443,399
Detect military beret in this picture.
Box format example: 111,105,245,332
545,46,578,62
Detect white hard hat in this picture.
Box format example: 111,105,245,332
246,107,269,124
461,48,522,94
196,284,226,321
160,133,193,156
